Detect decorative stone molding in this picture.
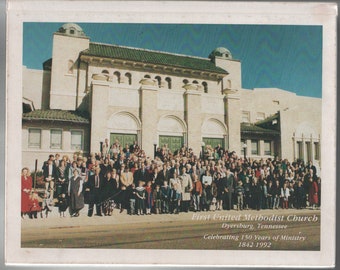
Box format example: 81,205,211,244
139,78,157,86
183,83,199,91
92,73,108,81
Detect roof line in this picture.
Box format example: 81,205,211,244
89,41,211,62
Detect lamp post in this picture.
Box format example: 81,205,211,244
100,140,103,154
201,141,206,160
153,141,157,159
242,143,247,161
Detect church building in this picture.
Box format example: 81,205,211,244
22,23,321,171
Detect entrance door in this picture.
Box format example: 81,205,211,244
110,133,137,148
159,135,183,154
203,137,224,149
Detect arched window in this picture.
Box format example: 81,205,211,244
67,60,74,74
155,76,162,87
202,81,208,93
183,79,189,84
192,80,199,84
144,74,151,79
102,69,109,74
165,77,172,89
125,73,132,85
114,71,121,83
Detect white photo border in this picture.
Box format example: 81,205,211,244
5,0,337,267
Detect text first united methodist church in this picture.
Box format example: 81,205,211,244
22,23,321,170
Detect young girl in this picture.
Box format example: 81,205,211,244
281,182,290,209
41,191,53,218
145,181,153,215
29,192,42,219
135,181,146,215
58,193,68,217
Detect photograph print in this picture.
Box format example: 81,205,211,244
6,1,336,267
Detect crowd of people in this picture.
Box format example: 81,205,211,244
21,139,321,219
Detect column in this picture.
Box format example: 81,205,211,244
259,140,264,156
224,92,241,153
139,78,158,157
184,84,202,154
90,80,110,153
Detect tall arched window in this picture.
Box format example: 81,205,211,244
67,60,74,74
114,71,121,83
202,82,208,93
155,76,162,87
165,77,172,89
125,73,132,85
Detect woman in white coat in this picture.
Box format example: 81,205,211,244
179,167,193,212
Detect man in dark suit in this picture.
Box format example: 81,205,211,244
223,167,235,210
42,156,57,198
151,167,165,188
86,167,104,216
133,163,151,186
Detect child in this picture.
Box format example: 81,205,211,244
29,192,42,219
135,181,146,215
161,180,171,214
210,197,217,211
128,183,137,215
153,185,162,214
145,181,153,215
235,180,245,211
170,183,181,214
41,191,53,218
58,193,68,217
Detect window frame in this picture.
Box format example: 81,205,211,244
251,140,259,155
241,111,250,123
50,129,63,149
264,140,271,156
70,130,84,151
28,128,42,148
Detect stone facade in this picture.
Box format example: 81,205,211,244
22,23,321,171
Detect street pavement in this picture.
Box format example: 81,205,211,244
21,206,320,250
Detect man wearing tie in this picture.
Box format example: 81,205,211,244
86,167,103,216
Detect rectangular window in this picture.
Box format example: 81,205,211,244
314,142,320,160
256,112,265,121
71,130,83,150
28,128,41,148
297,141,303,160
50,129,62,149
264,141,271,155
242,111,250,123
251,140,258,155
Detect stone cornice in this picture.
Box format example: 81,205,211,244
80,55,225,80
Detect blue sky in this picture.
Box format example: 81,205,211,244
23,23,322,98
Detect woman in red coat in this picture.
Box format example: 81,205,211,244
21,167,33,218
308,177,319,209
